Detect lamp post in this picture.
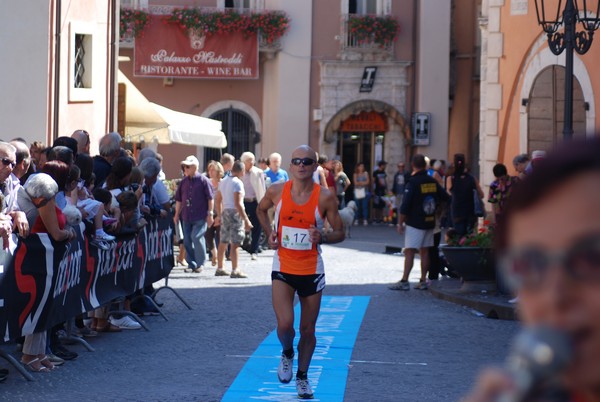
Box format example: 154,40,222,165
535,0,600,139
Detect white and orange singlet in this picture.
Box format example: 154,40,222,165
272,181,325,275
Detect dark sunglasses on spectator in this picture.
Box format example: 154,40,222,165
291,158,316,166
500,233,600,290
1,158,15,168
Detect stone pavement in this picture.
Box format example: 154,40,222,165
0,224,520,401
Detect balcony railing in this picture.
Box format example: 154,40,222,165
340,14,398,55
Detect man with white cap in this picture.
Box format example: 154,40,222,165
174,155,214,273
525,150,547,175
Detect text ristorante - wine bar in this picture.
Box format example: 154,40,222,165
134,15,258,79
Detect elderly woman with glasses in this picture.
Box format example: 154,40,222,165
464,138,600,402
16,173,76,372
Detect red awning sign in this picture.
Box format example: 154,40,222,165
339,111,388,132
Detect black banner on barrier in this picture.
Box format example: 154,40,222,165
0,217,174,341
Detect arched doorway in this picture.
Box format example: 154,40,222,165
527,65,586,152
204,107,258,162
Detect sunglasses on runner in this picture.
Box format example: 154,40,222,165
500,233,600,290
291,158,316,166
1,158,15,168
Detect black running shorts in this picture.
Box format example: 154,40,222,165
271,272,326,297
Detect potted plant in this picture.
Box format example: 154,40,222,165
441,222,497,288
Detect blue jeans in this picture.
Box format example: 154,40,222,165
182,219,208,269
355,197,368,221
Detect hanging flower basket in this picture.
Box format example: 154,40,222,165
120,8,151,40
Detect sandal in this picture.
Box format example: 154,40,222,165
96,322,122,333
21,358,50,373
38,356,56,370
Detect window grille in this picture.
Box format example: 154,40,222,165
74,34,86,88
205,108,256,163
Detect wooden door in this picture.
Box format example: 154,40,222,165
527,65,586,152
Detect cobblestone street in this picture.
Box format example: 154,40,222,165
0,225,519,401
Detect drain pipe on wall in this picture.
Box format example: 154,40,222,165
108,0,117,133
52,0,62,142
407,0,419,164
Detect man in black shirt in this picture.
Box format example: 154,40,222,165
390,154,449,291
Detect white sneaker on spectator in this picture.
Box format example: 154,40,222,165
96,230,115,242
91,239,110,250
110,316,141,330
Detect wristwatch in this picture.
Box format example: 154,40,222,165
320,232,328,244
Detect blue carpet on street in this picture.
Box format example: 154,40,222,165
222,296,370,401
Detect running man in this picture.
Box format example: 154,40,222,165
257,145,344,399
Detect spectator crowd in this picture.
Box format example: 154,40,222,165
0,131,174,378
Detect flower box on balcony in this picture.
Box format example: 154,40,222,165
166,8,290,46
120,8,150,41
344,14,400,50
119,7,290,51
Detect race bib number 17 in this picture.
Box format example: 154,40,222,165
281,226,312,251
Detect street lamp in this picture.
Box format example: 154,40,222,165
535,0,600,139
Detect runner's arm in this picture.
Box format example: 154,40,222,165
257,184,279,237
314,189,344,244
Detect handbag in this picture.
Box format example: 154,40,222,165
354,187,366,199
473,189,485,217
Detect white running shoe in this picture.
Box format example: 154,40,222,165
277,354,293,383
91,239,110,250
110,316,141,330
96,230,116,242
296,378,314,399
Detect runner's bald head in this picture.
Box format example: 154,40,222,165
292,145,318,161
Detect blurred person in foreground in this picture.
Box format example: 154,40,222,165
464,138,600,402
